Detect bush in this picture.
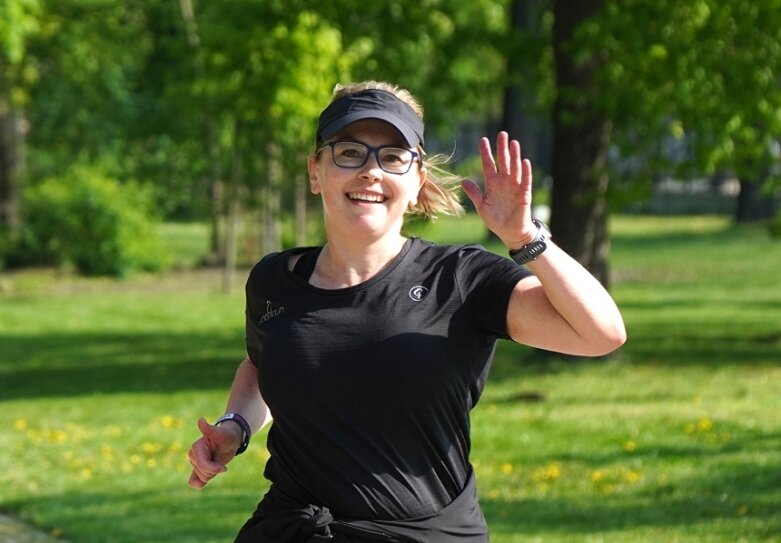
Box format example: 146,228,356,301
769,210,781,238
15,166,169,276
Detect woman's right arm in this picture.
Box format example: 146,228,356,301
187,356,272,489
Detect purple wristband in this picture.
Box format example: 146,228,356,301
215,412,251,455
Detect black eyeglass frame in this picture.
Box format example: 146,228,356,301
316,141,421,175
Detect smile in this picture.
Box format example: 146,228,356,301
347,192,387,203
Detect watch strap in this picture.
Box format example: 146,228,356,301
509,219,551,265
215,412,251,455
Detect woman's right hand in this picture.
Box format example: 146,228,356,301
187,417,242,489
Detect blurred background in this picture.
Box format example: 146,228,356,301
1,1,779,542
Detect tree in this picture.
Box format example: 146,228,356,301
0,0,40,235
549,0,612,285
580,1,781,224
508,0,781,285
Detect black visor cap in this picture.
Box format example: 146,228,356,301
316,89,424,148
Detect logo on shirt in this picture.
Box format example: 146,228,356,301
259,300,285,323
408,285,429,302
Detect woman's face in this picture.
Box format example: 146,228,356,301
308,119,426,241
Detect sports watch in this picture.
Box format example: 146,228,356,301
509,219,551,265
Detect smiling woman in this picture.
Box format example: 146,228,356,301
186,80,626,543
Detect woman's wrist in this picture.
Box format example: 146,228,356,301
215,412,251,455
507,220,551,265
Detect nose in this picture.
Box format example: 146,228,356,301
358,150,384,180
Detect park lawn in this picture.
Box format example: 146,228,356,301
0,215,779,542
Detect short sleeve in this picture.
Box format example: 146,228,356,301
454,245,531,339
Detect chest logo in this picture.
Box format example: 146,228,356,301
408,285,429,302
259,301,285,323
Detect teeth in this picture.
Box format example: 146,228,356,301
348,192,386,203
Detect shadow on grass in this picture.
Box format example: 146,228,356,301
0,331,245,401
10,449,780,542
483,452,781,540
8,486,265,543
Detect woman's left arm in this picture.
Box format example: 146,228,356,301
461,132,626,357
505,243,626,356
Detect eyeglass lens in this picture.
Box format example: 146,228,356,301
328,142,415,174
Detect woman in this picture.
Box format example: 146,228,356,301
188,81,626,542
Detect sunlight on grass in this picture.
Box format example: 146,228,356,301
1,214,780,542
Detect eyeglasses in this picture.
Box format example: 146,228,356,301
316,141,420,175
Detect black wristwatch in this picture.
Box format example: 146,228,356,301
509,219,551,265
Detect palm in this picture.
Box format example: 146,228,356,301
461,132,534,248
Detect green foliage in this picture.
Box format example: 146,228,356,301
15,166,168,276
0,0,40,107
577,0,781,187
769,209,781,238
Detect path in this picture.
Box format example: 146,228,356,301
0,514,66,543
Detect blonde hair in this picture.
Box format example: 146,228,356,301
323,81,464,220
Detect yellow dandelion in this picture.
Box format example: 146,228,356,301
501,463,513,475
168,441,182,453
100,445,115,459
130,454,142,465
160,415,183,429
697,418,713,431
532,463,561,482
590,470,605,483
50,528,64,538
624,470,641,483
146,458,158,468
14,419,28,431
141,442,162,455
80,468,92,479
600,483,615,495
623,440,637,453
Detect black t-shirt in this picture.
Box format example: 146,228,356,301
245,238,530,521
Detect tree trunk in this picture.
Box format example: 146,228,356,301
550,0,612,287
501,0,550,173
222,190,240,294
735,178,777,223
260,184,281,256
260,147,282,256
294,174,308,246
0,100,25,233
178,0,226,265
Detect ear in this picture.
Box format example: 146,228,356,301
307,155,321,195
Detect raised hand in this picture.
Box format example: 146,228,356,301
187,417,241,489
460,131,537,249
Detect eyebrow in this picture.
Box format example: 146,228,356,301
332,127,407,148
332,138,409,149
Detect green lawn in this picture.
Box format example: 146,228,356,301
1,215,779,542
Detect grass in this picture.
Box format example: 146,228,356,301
1,215,780,542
